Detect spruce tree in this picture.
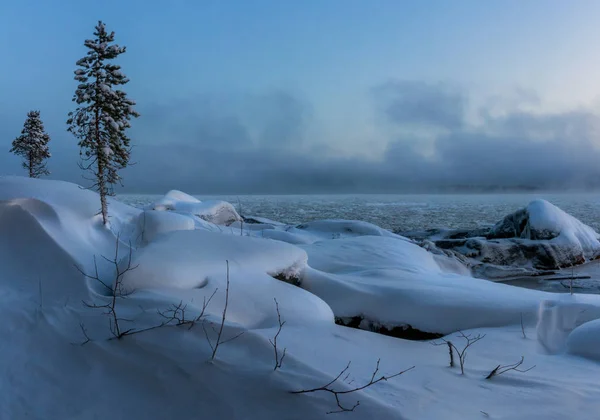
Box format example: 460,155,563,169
10,110,51,178
67,21,139,225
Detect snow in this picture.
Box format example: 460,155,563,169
567,318,600,360
295,219,407,240
4,177,600,419
136,210,195,244
300,235,549,333
151,190,241,225
527,199,600,258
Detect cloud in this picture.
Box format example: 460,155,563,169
117,83,600,193
371,80,467,129
3,83,600,194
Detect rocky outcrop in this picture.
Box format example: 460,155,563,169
399,200,600,278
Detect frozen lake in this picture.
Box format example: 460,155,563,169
118,192,600,233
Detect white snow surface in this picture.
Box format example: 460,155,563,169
136,210,195,244
3,177,600,419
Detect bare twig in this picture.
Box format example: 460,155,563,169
485,356,536,379
433,331,485,374
203,260,244,361
520,313,526,339
79,322,91,346
269,298,287,371
76,234,139,339
291,359,415,414
447,341,455,367
38,276,43,310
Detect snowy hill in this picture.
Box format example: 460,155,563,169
3,176,600,419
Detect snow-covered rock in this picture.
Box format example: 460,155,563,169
151,189,241,226
401,199,600,276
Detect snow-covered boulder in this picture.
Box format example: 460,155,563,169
490,199,600,247
151,190,241,226
401,199,600,276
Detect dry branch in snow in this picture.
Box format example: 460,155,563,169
291,359,415,414
269,298,287,371
76,234,138,339
433,331,485,375
485,356,536,380
202,260,244,361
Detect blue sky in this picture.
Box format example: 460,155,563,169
2,1,600,192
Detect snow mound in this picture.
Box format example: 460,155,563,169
153,189,201,207
121,230,333,329
0,198,86,302
300,235,548,334
296,219,406,240
535,296,600,354
136,210,195,244
0,177,141,303
151,190,241,226
567,319,600,360
262,229,315,245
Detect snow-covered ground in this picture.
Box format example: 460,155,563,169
4,176,600,419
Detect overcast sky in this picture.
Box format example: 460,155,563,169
2,0,600,193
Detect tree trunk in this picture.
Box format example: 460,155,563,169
97,158,108,225
28,150,34,178
95,109,109,225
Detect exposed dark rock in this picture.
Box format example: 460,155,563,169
242,216,262,224
487,208,558,240
272,272,302,287
335,315,443,341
